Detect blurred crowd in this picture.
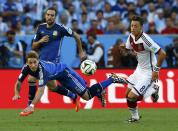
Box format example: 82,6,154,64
0,0,178,69
0,0,178,37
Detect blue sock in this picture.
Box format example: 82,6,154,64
87,78,113,99
99,78,113,90
88,83,103,99
28,82,37,105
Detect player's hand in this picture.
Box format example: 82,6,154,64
12,95,21,101
40,35,49,43
152,71,159,82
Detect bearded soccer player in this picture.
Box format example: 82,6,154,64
123,16,166,123
27,7,85,112
12,51,126,116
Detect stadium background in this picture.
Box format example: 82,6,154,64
0,0,178,130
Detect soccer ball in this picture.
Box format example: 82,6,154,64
80,60,97,75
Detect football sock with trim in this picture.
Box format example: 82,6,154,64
127,98,139,119
52,85,77,100
99,78,113,90
28,82,37,105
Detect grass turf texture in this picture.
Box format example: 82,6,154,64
0,109,177,131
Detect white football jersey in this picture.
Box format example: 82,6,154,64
125,32,161,71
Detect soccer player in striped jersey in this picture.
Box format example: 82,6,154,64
124,16,166,123
12,51,126,116
27,7,85,111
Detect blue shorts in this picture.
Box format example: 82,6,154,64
56,67,87,96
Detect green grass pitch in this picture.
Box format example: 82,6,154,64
0,108,177,131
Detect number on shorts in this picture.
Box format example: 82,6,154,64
140,85,145,93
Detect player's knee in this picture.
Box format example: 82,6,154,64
127,97,137,103
81,91,90,101
126,97,137,108
47,81,57,88
127,90,138,99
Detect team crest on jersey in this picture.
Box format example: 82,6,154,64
53,31,58,36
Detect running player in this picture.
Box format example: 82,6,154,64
124,16,166,123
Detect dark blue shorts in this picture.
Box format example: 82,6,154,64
56,67,87,96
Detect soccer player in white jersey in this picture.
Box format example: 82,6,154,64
124,16,166,123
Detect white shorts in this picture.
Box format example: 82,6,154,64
127,66,153,96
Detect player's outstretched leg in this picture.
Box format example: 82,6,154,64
87,73,127,107
98,73,127,107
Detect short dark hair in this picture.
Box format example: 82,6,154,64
87,32,97,40
26,51,39,61
131,15,144,26
71,19,78,24
96,10,103,15
46,7,57,16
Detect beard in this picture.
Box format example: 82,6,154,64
46,19,55,26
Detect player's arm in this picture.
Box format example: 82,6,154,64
61,25,86,60
152,49,166,82
32,25,49,50
12,80,22,100
32,35,49,50
12,65,28,100
144,34,166,81
73,32,86,61
155,49,166,68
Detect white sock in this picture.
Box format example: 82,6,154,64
129,107,139,119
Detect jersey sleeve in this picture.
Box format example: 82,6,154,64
60,24,73,37
142,34,161,53
18,65,29,82
125,35,133,49
33,26,41,42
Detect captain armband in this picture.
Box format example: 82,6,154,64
153,65,161,72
